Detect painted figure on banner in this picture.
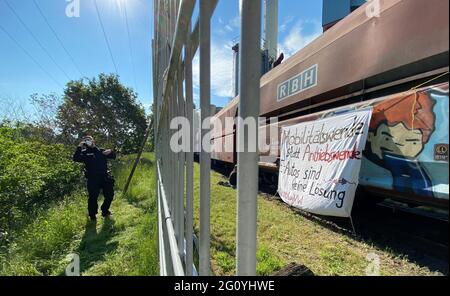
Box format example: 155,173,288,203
363,85,449,199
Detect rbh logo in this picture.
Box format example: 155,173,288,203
66,0,80,18
277,64,318,102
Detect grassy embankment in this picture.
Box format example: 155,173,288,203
1,153,438,276
0,153,158,276
192,163,441,276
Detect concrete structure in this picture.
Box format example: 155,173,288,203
322,0,365,31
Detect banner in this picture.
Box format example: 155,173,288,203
278,108,373,217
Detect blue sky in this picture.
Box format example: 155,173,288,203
0,0,323,119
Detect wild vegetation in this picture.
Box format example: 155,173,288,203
0,124,82,237
0,153,158,276
0,74,156,275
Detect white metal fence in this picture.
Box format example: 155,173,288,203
152,0,261,276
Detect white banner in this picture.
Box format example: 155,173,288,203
278,108,373,217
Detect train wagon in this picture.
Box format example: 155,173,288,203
210,0,449,209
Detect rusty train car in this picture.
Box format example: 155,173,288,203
209,0,449,209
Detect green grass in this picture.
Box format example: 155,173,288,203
193,163,285,276
1,152,440,276
192,163,441,276
0,153,158,276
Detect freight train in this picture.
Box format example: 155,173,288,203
207,0,449,209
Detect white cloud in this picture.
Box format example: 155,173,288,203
221,16,240,34
214,16,240,38
278,20,322,58
279,16,294,33
193,42,234,102
229,16,240,29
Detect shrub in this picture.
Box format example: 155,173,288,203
0,125,82,236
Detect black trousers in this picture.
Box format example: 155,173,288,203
87,176,115,217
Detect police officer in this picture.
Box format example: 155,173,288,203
73,136,116,221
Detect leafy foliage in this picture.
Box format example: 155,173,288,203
0,124,82,235
56,74,147,154
1,154,158,276
28,93,62,143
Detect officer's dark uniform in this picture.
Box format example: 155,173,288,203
73,146,116,218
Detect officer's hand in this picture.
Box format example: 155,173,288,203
103,149,113,156
79,141,86,147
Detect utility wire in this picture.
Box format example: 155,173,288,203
122,2,138,91
94,0,119,75
32,0,84,78
0,23,62,88
3,0,71,81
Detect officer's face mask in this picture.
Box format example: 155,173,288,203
85,140,93,147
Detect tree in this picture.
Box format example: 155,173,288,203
56,74,147,154
28,93,61,143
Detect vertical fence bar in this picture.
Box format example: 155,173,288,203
170,86,175,216
154,0,163,275
173,82,179,240
177,61,185,259
199,0,211,276
184,22,194,276
236,0,262,276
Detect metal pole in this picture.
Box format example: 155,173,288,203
158,164,185,276
199,0,211,276
170,86,175,215
123,122,152,195
189,0,218,57
156,0,196,135
236,0,261,276
264,0,278,60
157,179,167,276
184,22,194,276
177,61,185,259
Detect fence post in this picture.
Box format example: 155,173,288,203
177,61,185,260
184,21,195,276
236,0,262,276
123,122,152,195
199,0,211,276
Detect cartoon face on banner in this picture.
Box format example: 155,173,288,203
362,84,449,200
367,91,436,160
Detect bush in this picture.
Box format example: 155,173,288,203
0,125,82,236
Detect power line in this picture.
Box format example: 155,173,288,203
32,0,84,78
3,0,71,81
122,2,138,91
0,23,62,88
94,0,119,75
